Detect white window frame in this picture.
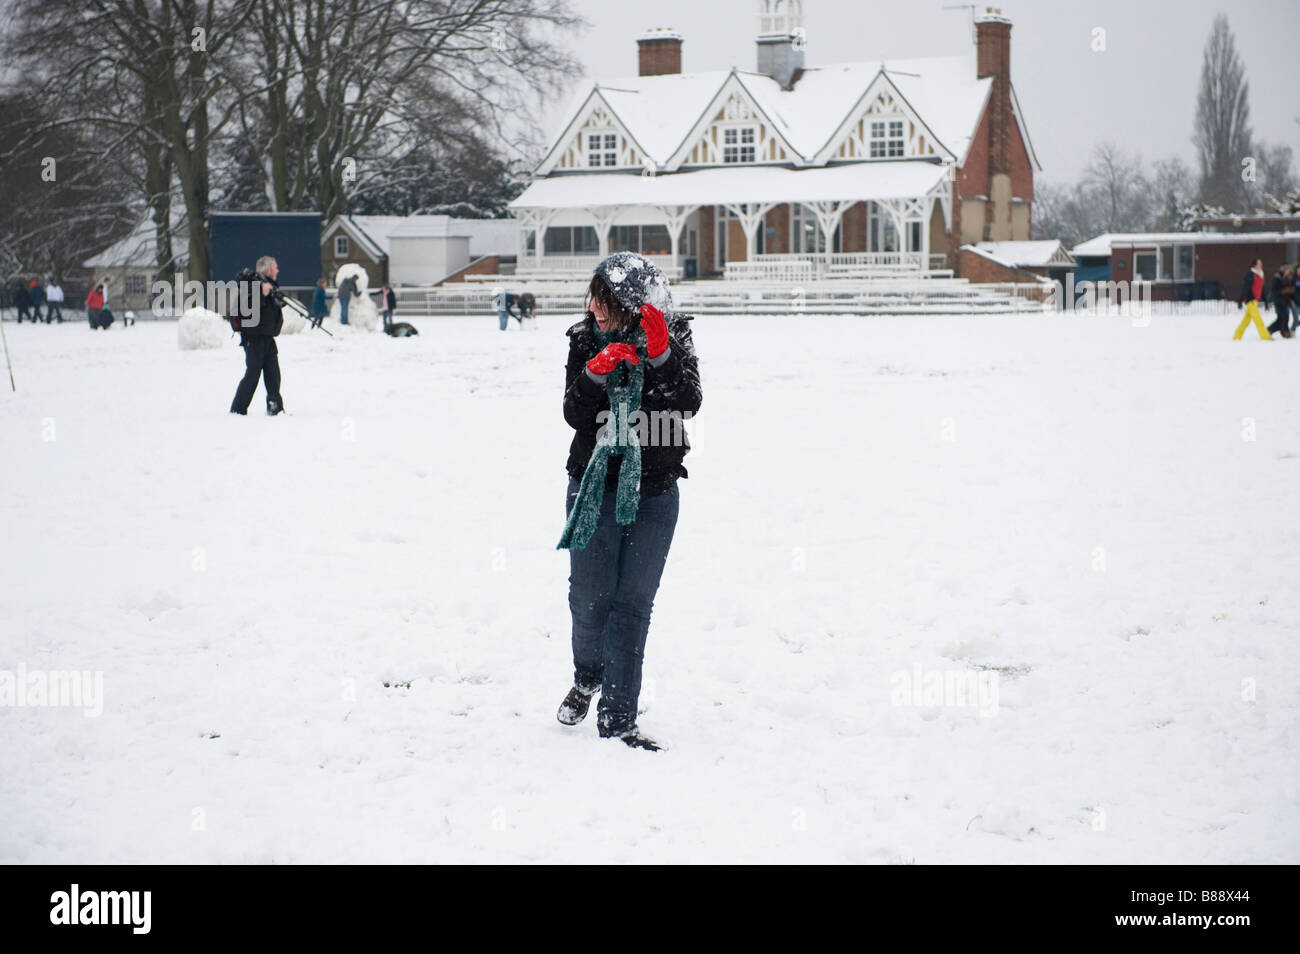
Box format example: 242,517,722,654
1173,243,1195,282
722,124,757,164
906,220,923,253
586,130,617,168
791,203,829,254
334,235,349,257
1133,248,1160,283
869,118,905,159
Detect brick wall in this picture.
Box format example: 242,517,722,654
439,255,509,284
957,247,1041,283
765,203,791,254
842,202,867,253
699,206,716,276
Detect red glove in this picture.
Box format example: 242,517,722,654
640,303,669,359
587,342,640,376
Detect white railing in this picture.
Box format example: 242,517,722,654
513,253,682,281
516,254,604,273
728,251,938,281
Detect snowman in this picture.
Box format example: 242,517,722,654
328,263,380,331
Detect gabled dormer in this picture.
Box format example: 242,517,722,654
815,72,954,166
668,72,800,169
535,92,651,175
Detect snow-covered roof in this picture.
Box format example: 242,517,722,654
83,205,188,269
510,160,949,210
331,215,516,258
974,240,1074,267
542,55,1006,170
1073,231,1300,257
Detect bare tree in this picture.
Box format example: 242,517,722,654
1193,14,1253,210
229,0,582,219
3,0,582,280
1083,142,1151,233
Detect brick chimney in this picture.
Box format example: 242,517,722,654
975,8,1012,177
638,28,683,76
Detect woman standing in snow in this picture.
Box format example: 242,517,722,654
556,252,702,751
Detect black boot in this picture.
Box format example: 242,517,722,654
556,685,595,726
613,728,663,752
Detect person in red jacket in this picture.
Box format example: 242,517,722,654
1233,258,1271,340
85,283,106,329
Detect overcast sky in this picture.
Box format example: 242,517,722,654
537,0,1300,186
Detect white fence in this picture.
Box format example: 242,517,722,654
726,251,949,282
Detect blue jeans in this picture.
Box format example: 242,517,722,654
340,297,350,325
566,476,679,735
498,309,509,330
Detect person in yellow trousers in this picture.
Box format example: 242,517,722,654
1233,258,1271,340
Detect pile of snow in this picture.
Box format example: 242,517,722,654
329,263,380,331
176,307,229,350
279,301,310,336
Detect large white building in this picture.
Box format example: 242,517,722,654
508,0,1039,282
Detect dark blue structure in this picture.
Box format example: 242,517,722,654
210,212,322,286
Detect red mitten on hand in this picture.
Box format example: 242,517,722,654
587,342,640,376
640,303,669,359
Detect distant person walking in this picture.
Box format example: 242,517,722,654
45,280,63,323
1233,259,1271,340
380,283,396,329
1267,265,1294,338
311,277,328,327
230,256,286,416
337,272,358,325
15,282,32,323
28,281,45,323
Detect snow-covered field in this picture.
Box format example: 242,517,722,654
1,310,1297,864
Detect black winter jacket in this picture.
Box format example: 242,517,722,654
242,276,284,339
563,312,702,496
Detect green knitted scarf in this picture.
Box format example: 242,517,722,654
557,321,647,550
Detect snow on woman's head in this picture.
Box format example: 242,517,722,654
592,252,674,319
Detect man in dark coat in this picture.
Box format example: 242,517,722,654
28,281,45,322
14,282,31,322
1266,265,1294,338
337,273,358,325
230,256,286,415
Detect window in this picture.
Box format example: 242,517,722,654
869,119,905,158
334,235,349,257
524,229,536,256
587,131,617,167
791,204,834,254
1133,251,1159,282
543,226,599,255
1174,244,1195,282
125,274,147,296
907,221,923,253
610,225,671,256
723,126,757,163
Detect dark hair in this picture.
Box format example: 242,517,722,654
585,274,637,329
